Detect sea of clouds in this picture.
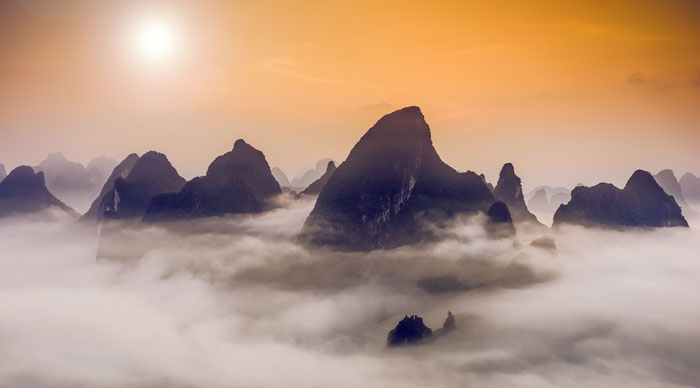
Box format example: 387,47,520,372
0,196,698,388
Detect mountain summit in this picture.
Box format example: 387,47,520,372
100,152,186,220
143,139,281,221
494,163,540,224
0,166,75,218
301,106,494,250
554,170,688,228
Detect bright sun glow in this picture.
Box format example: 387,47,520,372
128,14,180,64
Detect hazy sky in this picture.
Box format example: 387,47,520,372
1,0,699,189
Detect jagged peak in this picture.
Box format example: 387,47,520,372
326,161,336,172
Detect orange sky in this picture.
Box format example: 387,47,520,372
1,0,699,189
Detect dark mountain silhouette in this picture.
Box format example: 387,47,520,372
82,153,140,222
494,163,540,224
299,161,336,196
101,152,186,220
387,312,456,347
680,172,700,203
301,106,494,251
387,315,432,346
0,166,75,218
486,201,516,237
654,169,693,214
527,188,550,214
143,140,281,221
291,158,336,188
553,170,688,228
271,167,291,187
0,164,6,182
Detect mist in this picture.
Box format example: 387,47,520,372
1,198,699,387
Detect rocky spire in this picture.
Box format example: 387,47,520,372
494,163,540,224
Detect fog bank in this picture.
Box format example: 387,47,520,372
0,199,698,387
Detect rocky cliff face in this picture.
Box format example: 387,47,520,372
553,170,688,228
143,139,281,221
100,152,185,220
299,161,336,196
494,163,540,224
0,166,75,218
301,106,494,251
82,153,140,222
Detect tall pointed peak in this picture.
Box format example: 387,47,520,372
365,106,429,139
499,163,515,177
624,170,659,191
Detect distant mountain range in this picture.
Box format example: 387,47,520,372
0,106,694,246
34,152,117,211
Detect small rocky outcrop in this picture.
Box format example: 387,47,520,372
530,236,557,252
387,312,457,347
0,164,6,182
553,170,688,228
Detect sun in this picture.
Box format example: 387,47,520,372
128,13,181,64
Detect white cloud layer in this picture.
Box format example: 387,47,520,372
0,199,698,387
